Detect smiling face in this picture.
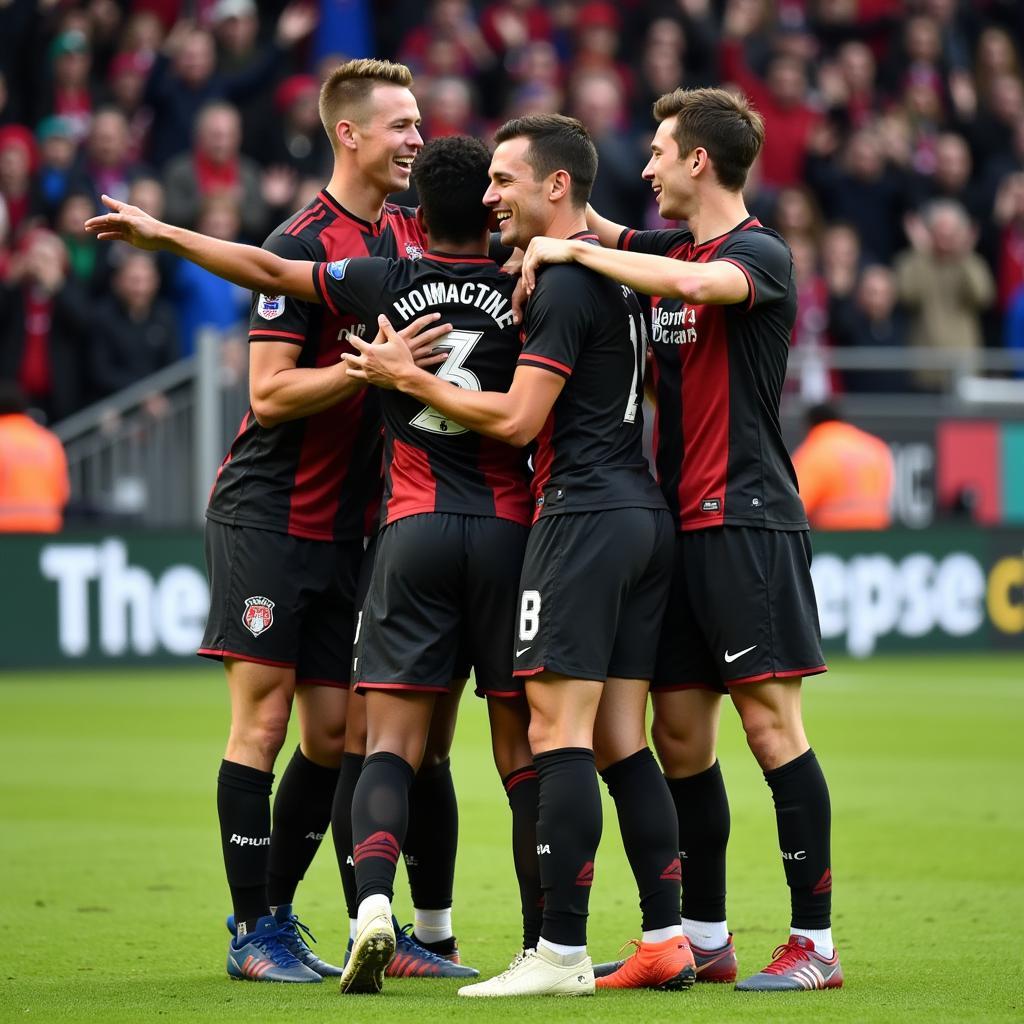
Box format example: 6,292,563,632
483,136,553,248
346,83,423,195
642,117,695,221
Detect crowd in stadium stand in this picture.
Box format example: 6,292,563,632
1,0,1024,423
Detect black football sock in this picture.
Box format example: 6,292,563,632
601,748,682,932
534,747,602,947
503,764,543,950
217,759,273,934
405,758,458,914
331,752,364,920
764,748,832,929
351,751,415,904
265,745,340,909
666,759,730,924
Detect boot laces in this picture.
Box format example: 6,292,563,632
763,939,811,976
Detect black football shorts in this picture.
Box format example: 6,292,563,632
354,513,529,697
513,507,674,682
200,520,365,687
651,526,827,693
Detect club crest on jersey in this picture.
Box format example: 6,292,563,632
258,294,285,320
405,243,424,260
326,259,350,280
242,596,275,637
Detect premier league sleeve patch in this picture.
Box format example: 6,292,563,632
327,259,350,280
258,294,285,320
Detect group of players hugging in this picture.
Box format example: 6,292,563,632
86,56,842,997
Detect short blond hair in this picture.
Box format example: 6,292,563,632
319,58,414,148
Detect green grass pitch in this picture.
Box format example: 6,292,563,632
2,654,1022,1023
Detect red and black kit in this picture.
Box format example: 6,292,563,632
618,219,825,689
310,251,533,528
512,239,672,683
517,233,666,522
310,250,533,696
619,217,806,532
208,192,426,543
199,193,426,677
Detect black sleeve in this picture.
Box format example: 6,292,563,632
248,231,319,344
517,266,596,379
715,229,793,311
617,226,691,255
310,257,392,323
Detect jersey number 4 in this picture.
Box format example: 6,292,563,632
410,329,483,435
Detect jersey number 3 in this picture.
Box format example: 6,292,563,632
410,329,483,435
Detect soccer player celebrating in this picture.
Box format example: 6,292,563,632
521,87,842,992
346,115,694,998
85,135,544,996
96,59,472,983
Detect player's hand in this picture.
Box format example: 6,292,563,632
343,314,451,389
401,312,453,370
521,236,576,294
84,195,167,250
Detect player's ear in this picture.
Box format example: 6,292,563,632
415,206,428,235
336,119,358,152
691,147,708,176
549,169,571,202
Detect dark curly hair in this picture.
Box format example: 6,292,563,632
411,135,492,245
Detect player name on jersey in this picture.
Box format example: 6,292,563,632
391,280,516,329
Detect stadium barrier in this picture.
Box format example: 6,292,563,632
1,527,1021,669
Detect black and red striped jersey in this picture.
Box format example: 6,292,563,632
311,251,533,527
619,217,808,532
205,191,426,541
518,233,665,522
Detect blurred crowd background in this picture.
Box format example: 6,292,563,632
2,0,1024,428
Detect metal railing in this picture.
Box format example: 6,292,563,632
786,345,1024,410
54,330,249,527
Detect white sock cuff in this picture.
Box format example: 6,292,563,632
642,925,684,944
413,906,453,942
538,937,587,958
792,926,834,958
682,918,729,950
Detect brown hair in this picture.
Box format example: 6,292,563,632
652,87,765,192
318,58,414,147
493,113,597,208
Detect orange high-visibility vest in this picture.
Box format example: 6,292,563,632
0,413,70,533
792,421,893,530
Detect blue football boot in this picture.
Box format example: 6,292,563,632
226,915,321,982
227,906,341,978
385,918,480,978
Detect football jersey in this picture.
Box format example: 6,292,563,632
205,191,426,542
618,217,808,532
311,251,532,527
518,232,666,521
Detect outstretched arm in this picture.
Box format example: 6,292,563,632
85,195,319,302
521,236,749,305
343,314,563,447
